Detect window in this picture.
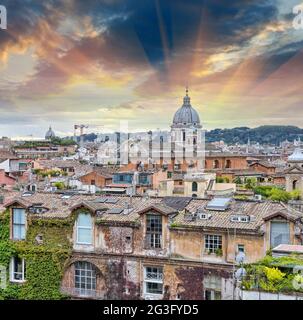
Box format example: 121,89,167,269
18,163,27,171
225,159,231,169
231,215,250,223
204,275,221,300
270,221,290,248
213,160,219,169
74,261,96,297
237,244,245,253
192,181,198,192
205,289,221,300
12,208,26,240
76,213,93,245
10,257,26,282
90,180,95,185
146,215,162,249
205,234,222,253
144,267,163,296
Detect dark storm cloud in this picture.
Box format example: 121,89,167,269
0,0,279,66
0,0,294,102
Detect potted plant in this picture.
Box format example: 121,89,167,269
215,248,223,257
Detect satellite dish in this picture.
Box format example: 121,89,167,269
235,252,246,264
235,267,246,280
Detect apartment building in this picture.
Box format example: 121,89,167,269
3,192,303,300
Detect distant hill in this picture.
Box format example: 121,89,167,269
205,126,303,145
76,125,303,146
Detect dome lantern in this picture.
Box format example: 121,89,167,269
172,88,201,128
45,126,56,140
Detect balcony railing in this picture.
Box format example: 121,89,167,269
61,287,106,299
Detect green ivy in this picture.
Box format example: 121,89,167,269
242,254,303,293
0,209,74,300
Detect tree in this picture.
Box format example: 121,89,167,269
245,177,257,190
269,189,291,202
290,190,301,200
53,182,65,190
254,186,275,198
233,177,242,185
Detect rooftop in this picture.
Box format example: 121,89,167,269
2,191,302,232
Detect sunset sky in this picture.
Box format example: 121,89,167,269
1,0,303,138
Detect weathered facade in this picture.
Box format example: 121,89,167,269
3,192,303,300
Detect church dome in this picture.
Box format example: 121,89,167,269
288,148,303,162
172,89,201,127
45,126,56,140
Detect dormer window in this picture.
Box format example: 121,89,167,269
76,213,93,245
270,221,290,248
12,208,26,240
146,215,162,249
230,215,250,223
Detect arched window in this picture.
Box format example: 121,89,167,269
192,181,198,192
293,180,298,191
225,159,231,169
213,160,219,169
76,213,93,245
74,261,96,297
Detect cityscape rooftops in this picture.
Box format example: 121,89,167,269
288,148,303,162
2,191,302,232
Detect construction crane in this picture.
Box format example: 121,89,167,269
74,124,88,137
74,124,104,147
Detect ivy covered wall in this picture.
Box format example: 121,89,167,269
0,209,74,300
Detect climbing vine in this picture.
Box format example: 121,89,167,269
0,209,75,300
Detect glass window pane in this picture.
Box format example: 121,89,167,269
13,209,26,224
271,222,290,248
77,228,92,244
20,226,26,240
77,213,92,227
74,262,96,296
12,257,25,281
13,225,26,240
146,282,163,294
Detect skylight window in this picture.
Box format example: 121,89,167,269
106,208,124,214
206,198,231,211
21,192,34,197
105,198,118,204
94,197,107,203
61,194,71,199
